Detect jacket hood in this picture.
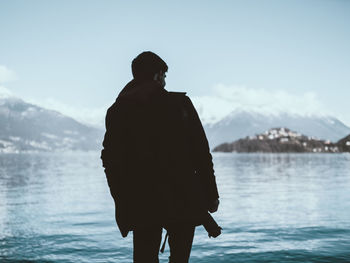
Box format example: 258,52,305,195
117,79,166,103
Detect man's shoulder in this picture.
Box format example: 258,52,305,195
105,98,129,121
106,100,118,116
107,96,131,112
167,91,191,104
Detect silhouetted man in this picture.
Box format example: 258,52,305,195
101,51,219,263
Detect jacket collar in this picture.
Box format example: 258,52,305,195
118,79,167,103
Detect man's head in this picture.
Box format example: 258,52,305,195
131,51,168,86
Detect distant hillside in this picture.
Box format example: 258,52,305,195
213,127,348,153
0,97,104,152
204,110,350,149
337,134,350,152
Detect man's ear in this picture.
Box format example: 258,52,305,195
153,71,163,81
153,72,159,81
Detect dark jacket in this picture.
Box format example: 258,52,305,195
101,79,219,237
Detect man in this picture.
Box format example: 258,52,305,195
101,51,219,263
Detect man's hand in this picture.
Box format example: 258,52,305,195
208,198,219,213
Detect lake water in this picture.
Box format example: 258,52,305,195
1,152,350,263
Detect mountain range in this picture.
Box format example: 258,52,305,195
0,97,104,152
1,95,349,153
204,110,350,149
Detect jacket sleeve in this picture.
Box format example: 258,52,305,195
184,96,219,203
101,103,128,200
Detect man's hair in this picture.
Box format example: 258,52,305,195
132,51,168,80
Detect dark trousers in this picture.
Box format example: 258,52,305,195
133,224,195,263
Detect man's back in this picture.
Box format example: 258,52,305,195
101,51,219,262
102,78,217,228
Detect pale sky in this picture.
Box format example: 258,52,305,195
0,0,349,126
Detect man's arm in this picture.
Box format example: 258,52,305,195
101,103,128,200
184,96,219,212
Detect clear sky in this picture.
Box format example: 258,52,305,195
0,0,349,126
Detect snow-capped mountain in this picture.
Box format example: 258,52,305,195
1,95,349,153
204,110,350,149
0,97,104,152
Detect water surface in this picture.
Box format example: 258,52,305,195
1,152,350,262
